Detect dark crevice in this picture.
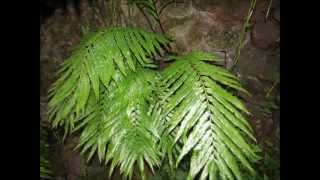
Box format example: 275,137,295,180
40,0,85,24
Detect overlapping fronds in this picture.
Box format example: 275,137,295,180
48,27,170,137
40,127,52,179
156,52,260,179
74,68,161,180
149,73,183,168
48,26,261,180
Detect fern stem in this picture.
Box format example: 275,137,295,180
232,0,257,71
152,0,165,34
265,0,273,21
158,18,165,34
265,79,279,98
137,4,156,32
159,0,175,15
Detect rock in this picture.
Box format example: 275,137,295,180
262,118,275,137
236,44,280,83
242,76,265,96
84,166,108,180
192,0,216,11
161,1,194,32
252,0,268,23
58,137,84,180
163,0,248,55
193,0,247,13
167,19,195,53
40,96,49,126
197,5,246,28
251,21,279,49
163,1,194,20
207,27,241,50
272,8,280,22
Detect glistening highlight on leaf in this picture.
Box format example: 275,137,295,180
48,27,260,180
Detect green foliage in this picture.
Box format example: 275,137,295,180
48,27,260,180
153,52,260,180
75,69,162,179
259,143,279,180
150,162,188,180
40,127,52,179
242,138,279,180
48,27,170,139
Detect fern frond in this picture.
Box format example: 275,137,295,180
149,73,182,169
75,68,162,180
48,27,170,136
158,52,260,179
47,24,261,180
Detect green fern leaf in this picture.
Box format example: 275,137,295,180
48,27,170,136
158,52,260,179
76,68,162,179
48,25,261,180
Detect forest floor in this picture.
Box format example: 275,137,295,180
40,0,279,179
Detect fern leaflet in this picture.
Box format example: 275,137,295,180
157,52,260,180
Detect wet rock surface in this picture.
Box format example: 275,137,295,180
273,7,280,22
41,0,279,179
251,21,279,49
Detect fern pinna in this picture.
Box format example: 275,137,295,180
48,27,260,180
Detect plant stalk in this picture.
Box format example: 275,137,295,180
232,0,257,71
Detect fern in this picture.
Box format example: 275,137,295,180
156,52,260,179
74,68,162,179
48,27,260,180
48,27,170,138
